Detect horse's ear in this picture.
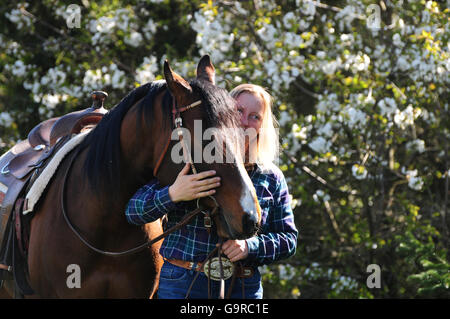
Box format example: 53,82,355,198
196,55,215,85
164,60,192,99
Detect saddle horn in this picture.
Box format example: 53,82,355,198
91,91,108,110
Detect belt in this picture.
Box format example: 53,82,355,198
166,258,254,281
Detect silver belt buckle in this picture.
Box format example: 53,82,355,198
203,257,234,281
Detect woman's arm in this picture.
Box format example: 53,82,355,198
245,174,298,265
125,179,178,225
125,163,220,225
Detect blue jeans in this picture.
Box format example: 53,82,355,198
157,261,263,299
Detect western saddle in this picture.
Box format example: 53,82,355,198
0,91,108,296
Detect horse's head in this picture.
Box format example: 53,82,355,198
155,56,261,240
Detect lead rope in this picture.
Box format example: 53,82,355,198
217,238,225,299
207,256,212,298
226,262,238,299
184,236,246,300
185,245,219,299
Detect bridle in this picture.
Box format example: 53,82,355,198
153,97,202,177
60,93,244,299
153,96,221,238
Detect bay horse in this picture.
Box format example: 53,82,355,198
2,55,261,298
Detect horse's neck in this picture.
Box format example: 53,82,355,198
72,148,135,217
117,89,177,199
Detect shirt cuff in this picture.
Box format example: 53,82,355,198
155,185,183,213
245,237,260,260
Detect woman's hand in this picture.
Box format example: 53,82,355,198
221,240,249,262
168,163,221,203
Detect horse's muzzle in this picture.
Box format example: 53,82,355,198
241,211,260,239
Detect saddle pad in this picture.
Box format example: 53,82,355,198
0,182,7,206
23,132,89,215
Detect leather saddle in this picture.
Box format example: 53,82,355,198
0,91,108,296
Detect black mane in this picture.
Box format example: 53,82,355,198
80,79,239,197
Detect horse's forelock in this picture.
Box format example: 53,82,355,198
189,79,244,162
189,79,239,129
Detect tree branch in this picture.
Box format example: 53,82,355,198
20,7,136,75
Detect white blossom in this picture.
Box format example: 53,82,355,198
393,33,404,47
397,56,410,71
278,111,290,126
378,98,398,118
335,5,361,30
343,106,367,129
317,122,334,138
83,69,103,90
135,56,158,84
142,19,157,39
299,0,316,16
0,112,13,127
41,93,68,109
90,16,116,34
309,136,330,154
292,123,308,140
406,170,424,191
124,31,143,47
283,12,296,29
394,105,417,129
10,60,27,77
352,53,370,72
109,64,126,89
278,264,296,280
352,164,368,180
406,139,426,153
234,2,247,15
40,66,67,88
5,4,32,30
322,60,339,75
364,89,376,105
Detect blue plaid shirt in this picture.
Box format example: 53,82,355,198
125,163,298,266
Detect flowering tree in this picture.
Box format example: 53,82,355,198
0,0,449,298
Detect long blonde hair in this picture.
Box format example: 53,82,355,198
230,84,279,168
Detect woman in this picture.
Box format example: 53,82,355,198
125,84,298,299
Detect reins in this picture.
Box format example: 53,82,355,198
60,145,207,257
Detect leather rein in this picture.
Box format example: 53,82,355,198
61,144,207,257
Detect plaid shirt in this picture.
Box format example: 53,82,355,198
125,163,298,266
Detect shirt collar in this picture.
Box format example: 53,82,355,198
245,162,263,176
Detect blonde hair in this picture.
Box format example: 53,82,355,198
230,84,279,168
